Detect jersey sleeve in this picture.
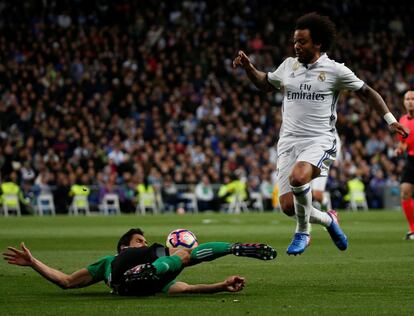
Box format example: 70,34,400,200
161,279,177,293
335,63,364,91
267,58,290,89
86,255,114,282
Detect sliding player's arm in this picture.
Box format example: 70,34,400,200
167,275,245,294
3,242,94,289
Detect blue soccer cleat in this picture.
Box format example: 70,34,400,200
286,233,311,255
326,210,348,251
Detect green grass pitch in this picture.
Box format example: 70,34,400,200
1,211,414,316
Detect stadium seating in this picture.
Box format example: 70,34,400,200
69,196,90,216
36,194,56,216
1,194,21,217
227,194,249,214
180,192,199,214
99,194,121,215
135,192,160,215
349,191,369,211
250,192,265,212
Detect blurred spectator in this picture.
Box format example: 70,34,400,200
218,174,249,211
108,142,127,167
54,172,71,214
218,175,233,210
247,176,260,209
161,175,181,212
20,161,35,184
195,175,215,211
260,173,274,211
33,169,54,197
326,168,348,209
136,177,157,211
344,172,366,209
122,172,138,213
368,169,386,209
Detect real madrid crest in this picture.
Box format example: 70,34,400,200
292,62,300,71
318,71,326,82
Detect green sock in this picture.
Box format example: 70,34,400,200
152,255,183,275
190,242,232,264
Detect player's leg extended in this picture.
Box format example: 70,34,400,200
289,161,315,233
285,137,347,253
150,243,237,270
400,182,414,239
154,242,276,274
129,242,277,281
189,242,232,264
285,161,315,255
139,242,249,276
126,242,277,281
190,242,277,264
280,190,347,252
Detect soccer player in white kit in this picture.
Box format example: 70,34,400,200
233,13,408,255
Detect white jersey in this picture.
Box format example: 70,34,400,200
267,54,364,141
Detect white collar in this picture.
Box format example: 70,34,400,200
300,53,328,69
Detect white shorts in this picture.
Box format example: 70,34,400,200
276,136,337,197
311,175,328,191
310,131,341,192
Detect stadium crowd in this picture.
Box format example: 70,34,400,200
0,0,413,213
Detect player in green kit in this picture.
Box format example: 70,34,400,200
3,228,276,296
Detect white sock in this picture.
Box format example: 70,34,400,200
309,206,333,227
291,183,312,234
288,204,331,229
312,200,322,210
288,214,300,232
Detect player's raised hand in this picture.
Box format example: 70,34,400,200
3,242,34,266
394,141,407,157
394,148,403,156
223,275,246,292
232,50,251,69
389,122,410,139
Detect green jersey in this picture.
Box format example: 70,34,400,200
86,255,116,285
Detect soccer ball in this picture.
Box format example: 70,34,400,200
166,229,199,249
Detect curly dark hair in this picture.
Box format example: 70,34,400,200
117,228,144,253
295,12,336,52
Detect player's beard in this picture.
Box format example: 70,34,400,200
296,51,313,65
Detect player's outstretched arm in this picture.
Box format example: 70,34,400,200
355,84,409,138
3,242,94,289
167,275,246,295
232,50,275,93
